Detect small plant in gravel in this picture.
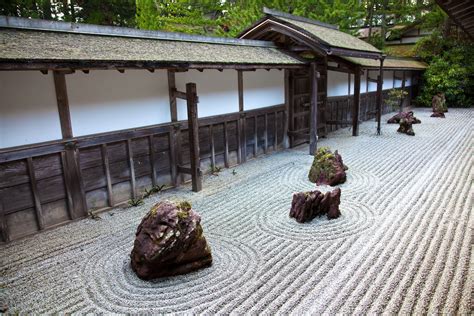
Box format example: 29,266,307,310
209,165,222,175
232,169,237,175
143,184,166,199
129,198,144,207
88,210,102,220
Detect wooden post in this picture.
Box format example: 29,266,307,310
283,69,290,148
53,72,73,139
0,193,10,242
186,83,202,192
401,70,406,112
352,65,361,136
376,56,385,135
223,121,230,168
309,63,319,155
168,70,180,186
101,144,114,207
365,69,369,120
127,139,136,199
27,157,44,230
53,71,87,218
238,70,246,163
210,124,216,167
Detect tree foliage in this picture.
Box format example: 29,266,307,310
0,0,136,26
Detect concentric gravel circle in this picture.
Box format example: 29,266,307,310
256,196,378,242
81,232,260,314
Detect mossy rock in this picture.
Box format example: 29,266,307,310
130,200,212,280
308,147,347,186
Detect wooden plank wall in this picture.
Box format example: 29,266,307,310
0,104,286,242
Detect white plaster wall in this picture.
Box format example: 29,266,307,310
328,70,352,97
67,70,170,136
383,70,394,90
243,69,284,110
0,71,62,148
175,69,239,120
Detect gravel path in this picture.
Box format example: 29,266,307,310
1,108,472,314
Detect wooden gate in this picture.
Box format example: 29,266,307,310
288,63,328,148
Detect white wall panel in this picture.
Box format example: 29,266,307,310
243,69,284,110
67,70,170,136
0,71,62,148
175,69,239,120
328,71,351,97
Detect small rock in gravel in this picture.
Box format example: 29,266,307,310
431,112,445,118
290,188,342,223
130,200,212,280
387,111,421,124
308,147,347,186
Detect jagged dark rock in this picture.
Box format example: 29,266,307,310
308,147,347,186
130,201,212,280
431,112,445,118
289,188,342,223
387,111,421,124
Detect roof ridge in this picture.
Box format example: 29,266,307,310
0,15,277,48
263,7,339,30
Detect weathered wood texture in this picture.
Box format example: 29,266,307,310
0,104,286,242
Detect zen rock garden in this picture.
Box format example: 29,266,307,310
130,201,212,279
131,147,348,280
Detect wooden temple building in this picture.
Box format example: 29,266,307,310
0,9,427,242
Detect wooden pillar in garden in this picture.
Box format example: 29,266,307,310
376,56,385,135
352,65,361,136
53,71,88,219
186,83,202,192
309,62,319,155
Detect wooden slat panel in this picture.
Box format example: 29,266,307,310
127,139,136,199
0,196,9,242
101,144,114,207
148,136,157,187
60,152,74,219
224,121,230,168
26,157,44,230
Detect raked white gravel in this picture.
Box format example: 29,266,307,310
0,108,472,314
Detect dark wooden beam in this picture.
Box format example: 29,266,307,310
376,57,385,135
127,139,136,199
401,70,406,112
352,65,361,136
186,83,202,192
309,62,319,155
283,69,290,148
174,89,188,100
210,124,216,167
101,144,114,207
148,135,158,187
238,70,244,112
167,70,179,186
223,121,230,168
53,71,73,139
0,193,10,242
0,61,306,71
26,157,45,230
238,70,245,163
